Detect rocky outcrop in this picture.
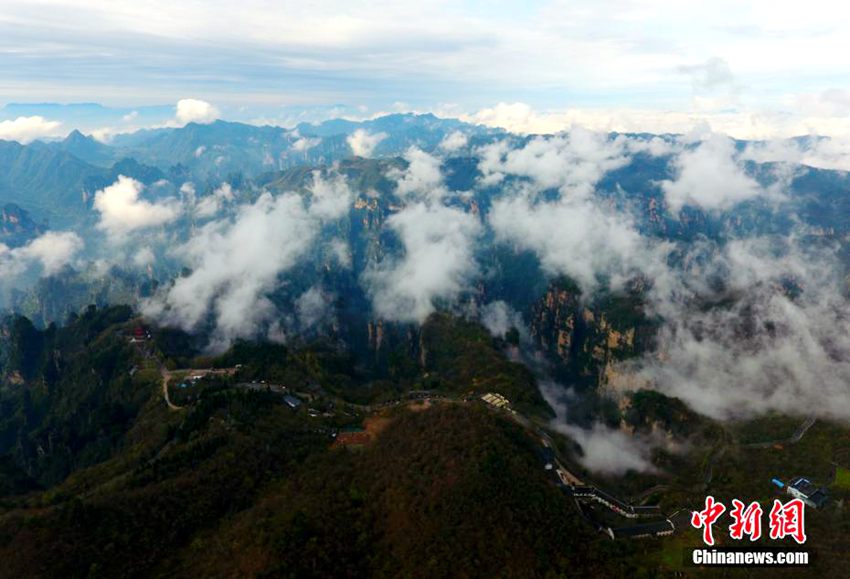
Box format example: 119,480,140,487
529,280,654,387
367,319,385,351
1,203,45,248
531,285,579,360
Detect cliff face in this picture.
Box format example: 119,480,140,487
530,285,579,362
529,280,653,388
1,203,45,248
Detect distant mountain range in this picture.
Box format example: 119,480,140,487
0,114,502,227
4,113,850,408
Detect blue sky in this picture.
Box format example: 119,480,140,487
2,0,850,138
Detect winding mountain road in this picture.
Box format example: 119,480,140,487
160,367,241,411
740,416,817,449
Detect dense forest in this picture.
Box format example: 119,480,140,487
0,305,646,578
2,306,849,577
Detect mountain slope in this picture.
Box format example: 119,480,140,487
0,307,636,578
0,203,45,248
0,140,100,224
163,404,632,579
50,130,115,166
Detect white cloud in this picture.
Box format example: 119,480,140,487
464,101,850,141
478,131,672,294
93,175,181,238
10,1,850,141
560,422,659,475
291,135,320,152
661,134,763,213
307,171,353,220
490,194,664,295
388,147,446,201
347,128,386,157
676,57,742,111
0,231,83,279
194,182,235,218
0,116,63,143
328,238,352,268
179,182,197,203
467,103,560,136
143,193,317,350
364,202,482,323
22,232,84,274
539,381,658,475
477,133,850,424
439,130,469,152
296,286,334,330
678,57,738,93
477,129,630,195
144,174,351,351
742,136,850,172
479,300,525,339
132,246,155,268
175,98,219,125
624,236,850,422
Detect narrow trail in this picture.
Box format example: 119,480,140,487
740,416,817,449
159,367,240,411
160,369,182,411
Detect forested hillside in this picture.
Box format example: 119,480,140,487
0,306,649,578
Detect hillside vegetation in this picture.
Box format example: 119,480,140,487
0,306,640,578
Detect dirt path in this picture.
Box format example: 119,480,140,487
159,367,240,411
160,369,182,411
740,416,817,449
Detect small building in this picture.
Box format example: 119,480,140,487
283,394,302,409
481,392,510,409
557,468,582,486
787,476,829,508
605,519,675,540
128,326,151,343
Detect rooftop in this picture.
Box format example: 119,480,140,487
788,476,830,508
282,394,302,408
789,477,818,497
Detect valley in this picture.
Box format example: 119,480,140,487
2,111,850,577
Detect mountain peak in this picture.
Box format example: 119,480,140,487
63,129,89,143
58,128,113,164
